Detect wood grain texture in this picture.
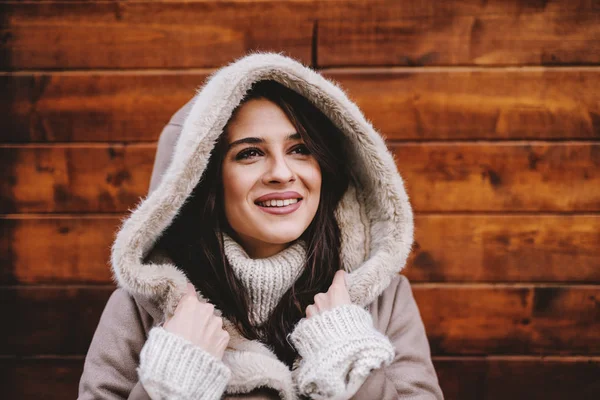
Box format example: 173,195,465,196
0,2,314,70
1,356,598,400
393,142,600,212
313,0,600,19
0,358,84,400
3,69,599,143
2,1,597,70
2,143,598,212
406,215,600,283
1,73,207,142
318,11,600,66
325,69,600,140
1,285,598,355
0,145,155,213
1,286,114,355
433,357,600,400
414,285,600,355
0,217,118,284
1,215,598,284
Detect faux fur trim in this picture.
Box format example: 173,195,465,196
223,350,296,400
111,50,414,396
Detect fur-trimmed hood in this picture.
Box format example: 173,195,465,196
110,52,414,399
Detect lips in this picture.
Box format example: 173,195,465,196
257,198,300,207
254,191,303,203
254,191,303,215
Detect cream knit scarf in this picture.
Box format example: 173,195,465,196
222,233,307,326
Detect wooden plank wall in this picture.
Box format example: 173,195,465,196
1,0,599,398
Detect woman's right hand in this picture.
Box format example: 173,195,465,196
163,282,230,360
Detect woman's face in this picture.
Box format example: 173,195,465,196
222,98,322,258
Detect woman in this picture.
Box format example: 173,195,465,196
78,52,443,400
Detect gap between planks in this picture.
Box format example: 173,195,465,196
2,66,600,76
2,211,600,218
0,354,599,361
1,140,599,148
0,283,598,289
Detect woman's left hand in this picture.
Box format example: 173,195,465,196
305,270,351,318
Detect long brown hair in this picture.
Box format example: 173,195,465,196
153,80,350,366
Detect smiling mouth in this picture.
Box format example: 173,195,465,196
256,198,302,208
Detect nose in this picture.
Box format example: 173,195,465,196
263,154,295,184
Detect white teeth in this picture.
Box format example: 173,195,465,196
258,198,300,207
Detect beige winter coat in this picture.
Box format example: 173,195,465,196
78,52,443,400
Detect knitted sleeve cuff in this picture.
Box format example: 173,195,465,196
289,304,395,400
138,327,231,400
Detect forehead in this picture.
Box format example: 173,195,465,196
226,98,296,141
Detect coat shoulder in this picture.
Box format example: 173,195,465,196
78,288,155,399
106,288,155,330
367,274,416,334
358,275,444,399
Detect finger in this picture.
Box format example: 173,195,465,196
207,316,223,333
186,282,197,297
200,302,215,315
199,302,215,317
214,316,223,329
175,290,195,313
218,330,230,348
305,304,317,318
315,293,331,310
178,287,201,312
216,336,229,358
220,329,230,341
331,270,347,289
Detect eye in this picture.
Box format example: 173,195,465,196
290,144,311,156
235,147,263,161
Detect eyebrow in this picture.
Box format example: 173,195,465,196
227,132,301,150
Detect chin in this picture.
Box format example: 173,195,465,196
228,207,316,250
256,226,306,245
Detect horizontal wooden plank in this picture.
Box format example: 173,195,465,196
2,69,599,142
2,1,597,70
2,356,599,400
2,143,598,213
1,286,114,355
0,357,83,400
316,0,600,19
433,357,600,400
3,0,595,13
406,215,600,283
0,145,155,213
1,286,598,355
0,358,84,400
319,11,600,67
0,217,117,284
393,142,600,212
3,0,595,15
1,73,207,142
327,69,600,140
414,285,600,355
0,2,314,70
1,215,598,284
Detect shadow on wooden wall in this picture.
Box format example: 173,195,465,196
1,0,599,399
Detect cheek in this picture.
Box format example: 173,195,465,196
312,162,323,191
222,165,252,213
303,160,322,195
